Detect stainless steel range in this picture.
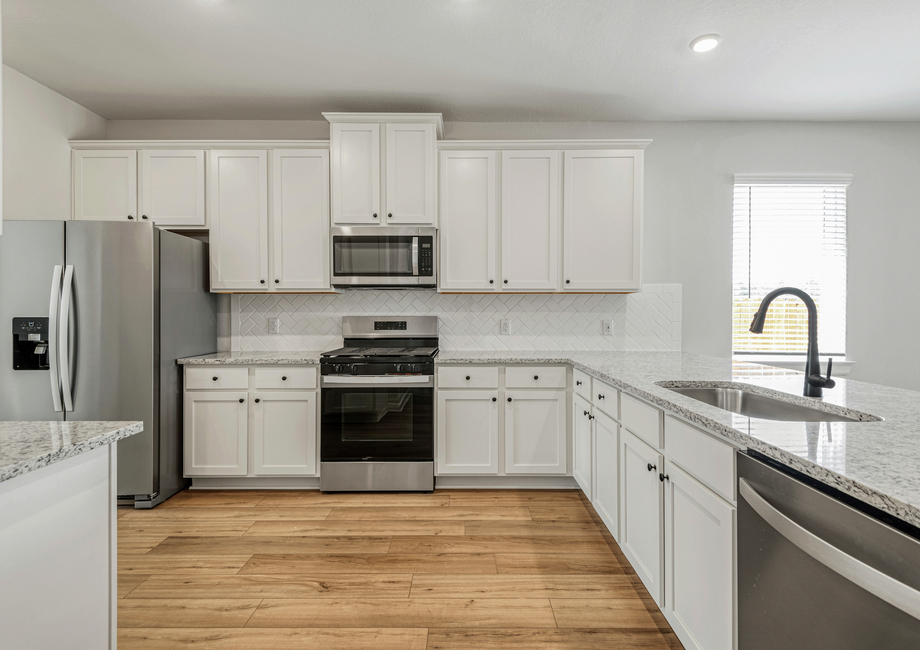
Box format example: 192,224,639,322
319,316,438,492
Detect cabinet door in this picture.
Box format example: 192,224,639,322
271,149,330,290
252,391,317,476
208,150,269,291
73,150,138,221
140,149,205,227
183,391,248,476
386,123,436,224
593,410,619,540
438,151,497,291
504,390,567,474
665,462,735,650
563,150,642,291
501,150,560,290
620,428,664,604
572,394,593,497
437,390,499,474
330,123,380,224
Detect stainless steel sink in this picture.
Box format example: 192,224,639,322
658,385,876,422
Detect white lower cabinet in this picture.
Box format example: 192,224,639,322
620,426,664,605
252,391,317,475
592,409,619,539
505,390,567,474
573,394,594,496
664,462,735,650
184,366,319,478
437,390,500,474
184,391,249,476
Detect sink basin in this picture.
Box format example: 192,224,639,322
657,383,879,423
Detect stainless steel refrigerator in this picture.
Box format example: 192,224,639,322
0,221,218,507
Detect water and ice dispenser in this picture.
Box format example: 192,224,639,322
12,317,50,370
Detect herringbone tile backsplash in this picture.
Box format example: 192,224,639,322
232,284,681,352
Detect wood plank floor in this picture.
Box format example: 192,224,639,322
118,489,684,649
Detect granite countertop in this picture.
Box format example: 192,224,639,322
176,348,920,527
178,351,323,365
0,421,143,483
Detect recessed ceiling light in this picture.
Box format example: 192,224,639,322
690,34,721,53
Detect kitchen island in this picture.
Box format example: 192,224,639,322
0,421,142,650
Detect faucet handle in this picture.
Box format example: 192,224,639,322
824,357,836,389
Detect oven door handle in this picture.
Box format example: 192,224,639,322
412,236,419,276
322,375,433,387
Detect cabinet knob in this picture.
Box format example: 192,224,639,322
647,463,657,472
489,280,494,284
260,280,265,284
533,375,539,380
254,398,261,403
275,279,280,284
239,398,244,403
659,473,669,482
388,213,393,218
588,414,595,420
503,280,508,284
373,213,378,219
576,380,582,386
282,376,287,381
598,394,605,400
566,280,570,284
141,215,148,220
466,376,471,380
127,215,134,220
507,397,512,402
583,410,588,416
492,397,497,402
212,376,218,381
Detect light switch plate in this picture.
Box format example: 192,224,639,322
268,318,281,335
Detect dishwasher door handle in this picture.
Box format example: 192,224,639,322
740,478,920,621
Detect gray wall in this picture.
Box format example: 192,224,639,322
98,119,920,391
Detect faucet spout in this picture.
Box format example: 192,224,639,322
747,287,832,398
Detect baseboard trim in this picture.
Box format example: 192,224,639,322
434,475,579,489
190,477,321,490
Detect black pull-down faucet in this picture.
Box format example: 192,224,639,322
748,286,836,398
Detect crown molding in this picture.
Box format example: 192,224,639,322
734,173,853,185
437,139,652,151
322,112,445,138
69,140,330,150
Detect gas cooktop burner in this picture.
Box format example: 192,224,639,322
321,346,439,359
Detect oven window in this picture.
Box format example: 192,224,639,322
333,236,415,276
336,391,414,441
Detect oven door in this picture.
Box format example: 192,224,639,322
330,227,436,287
320,375,434,462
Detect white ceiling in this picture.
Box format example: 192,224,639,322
4,0,920,122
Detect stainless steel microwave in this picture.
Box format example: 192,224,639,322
330,227,437,288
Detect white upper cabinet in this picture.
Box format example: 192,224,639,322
271,149,330,290
73,150,138,221
208,150,270,291
330,123,381,224
140,149,206,227
438,151,497,291
501,150,560,290
386,123,436,224
563,150,642,291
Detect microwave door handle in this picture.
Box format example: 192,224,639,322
412,236,419,276
48,265,64,412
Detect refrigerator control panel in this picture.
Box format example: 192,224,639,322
12,317,49,370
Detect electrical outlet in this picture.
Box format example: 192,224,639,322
500,319,512,335
602,320,613,336
268,318,281,335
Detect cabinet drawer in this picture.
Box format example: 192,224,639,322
186,367,249,390
621,393,662,448
665,416,736,502
594,379,618,420
438,366,499,389
505,366,567,389
573,369,592,400
254,367,317,390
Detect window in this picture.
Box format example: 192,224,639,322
732,175,850,357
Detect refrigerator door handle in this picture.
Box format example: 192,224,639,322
59,265,75,412
48,265,64,412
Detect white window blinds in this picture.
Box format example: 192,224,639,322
732,178,848,356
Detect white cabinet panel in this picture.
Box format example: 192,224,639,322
665,462,735,650
386,123,436,224
438,150,497,290
330,123,380,224
505,366,567,389
437,366,499,389
620,427,664,604
252,391,317,476
73,150,137,221
593,410,619,540
573,369,593,400
253,367,317,390
501,150,560,290
563,150,642,291
185,367,249,390
573,394,593,498
504,390,566,474
271,149,330,290
208,150,269,291
594,380,618,420
437,390,500,474
140,149,205,227
622,393,662,449
665,415,737,503
184,391,248,476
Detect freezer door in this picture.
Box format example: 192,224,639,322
0,221,66,420
65,221,157,498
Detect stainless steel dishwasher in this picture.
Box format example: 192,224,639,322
738,451,920,649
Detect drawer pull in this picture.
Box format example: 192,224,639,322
534,375,539,380
238,398,244,403
492,397,497,402
507,397,512,402
466,376,471,380
583,410,589,416
254,398,261,403
598,394,605,400
576,380,582,386
282,376,287,381
212,376,218,381
647,463,657,472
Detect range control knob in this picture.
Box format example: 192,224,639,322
333,364,344,374
350,365,359,374
409,364,420,373
396,364,403,373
